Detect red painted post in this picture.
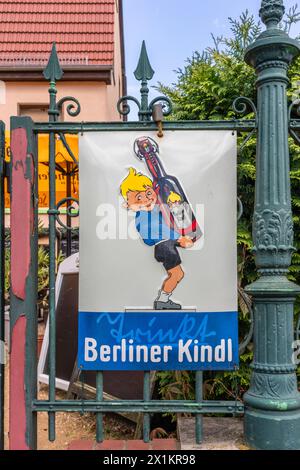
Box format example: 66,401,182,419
9,117,38,450
0,121,5,451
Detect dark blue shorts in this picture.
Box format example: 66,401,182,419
154,240,181,271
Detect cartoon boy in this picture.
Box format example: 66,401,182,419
120,168,194,310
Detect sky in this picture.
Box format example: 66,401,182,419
123,0,298,119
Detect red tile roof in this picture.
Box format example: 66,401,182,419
0,0,116,66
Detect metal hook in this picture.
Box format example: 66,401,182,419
152,103,164,138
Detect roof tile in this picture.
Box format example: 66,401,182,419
0,0,116,66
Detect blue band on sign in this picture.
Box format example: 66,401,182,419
78,311,239,371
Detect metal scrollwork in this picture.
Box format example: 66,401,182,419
117,42,173,123
233,97,258,154
296,313,300,341
238,287,254,355
117,95,141,117
237,197,253,356
289,99,300,121
237,197,244,222
233,97,258,123
289,99,300,146
55,197,79,230
57,132,78,164
117,94,173,122
148,96,173,118
238,128,257,154
57,96,81,118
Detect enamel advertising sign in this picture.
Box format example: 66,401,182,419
78,131,239,371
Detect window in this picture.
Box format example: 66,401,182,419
18,104,49,121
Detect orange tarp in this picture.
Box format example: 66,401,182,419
5,133,79,208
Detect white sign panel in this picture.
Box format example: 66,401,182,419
78,130,238,371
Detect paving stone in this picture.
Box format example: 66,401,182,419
178,417,249,451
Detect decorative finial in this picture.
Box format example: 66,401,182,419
43,42,64,82
117,40,172,123
259,0,285,29
134,41,154,82
133,41,155,122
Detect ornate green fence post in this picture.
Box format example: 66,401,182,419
244,0,300,450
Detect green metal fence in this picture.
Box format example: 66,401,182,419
1,0,300,451
33,43,249,446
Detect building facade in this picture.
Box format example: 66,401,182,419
0,0,126,228
0,0,126,126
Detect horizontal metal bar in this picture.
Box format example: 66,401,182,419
33,120,257,133
32,400,244,414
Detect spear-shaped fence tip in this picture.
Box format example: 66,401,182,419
134,40,155,82
43,42,64,82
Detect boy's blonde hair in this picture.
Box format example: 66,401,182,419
167,191,182,204
120,167,153,199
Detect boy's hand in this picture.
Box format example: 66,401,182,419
178,236,194,249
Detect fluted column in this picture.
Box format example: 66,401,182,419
244,0,300,450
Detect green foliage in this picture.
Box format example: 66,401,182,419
156,8,300,403
37,220,65,310
156,370,195,402
37,245,50,294
204,351,252,401
4,220,65,309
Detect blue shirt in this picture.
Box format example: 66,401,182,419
135,205,179,246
